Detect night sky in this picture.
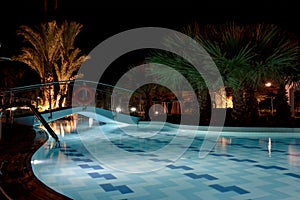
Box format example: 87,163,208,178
0,0,299,84
1,1,299,54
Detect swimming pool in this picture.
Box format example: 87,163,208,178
31,116,300,200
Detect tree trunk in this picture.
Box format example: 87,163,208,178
232,88,245,125
244,88,259,125
144,94,152,121
274,84,291,123
55,83,68,108
198,88,211,125
42,84,55,111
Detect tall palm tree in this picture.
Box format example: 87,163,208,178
12,20,89,109
54,20,89,107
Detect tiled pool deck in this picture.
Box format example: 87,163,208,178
31,121,300,200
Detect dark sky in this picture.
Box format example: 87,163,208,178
0,0,299,85
0,0,299,56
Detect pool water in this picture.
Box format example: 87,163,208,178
31,118,300,200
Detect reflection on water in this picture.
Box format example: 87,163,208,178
288,139,300,166
50,117,77,138
38,114,79,138
36,116,300,168
268,137,272,157
213,135,300,166
31,119,300,200
214,137,232,152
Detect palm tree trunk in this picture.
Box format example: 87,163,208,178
232,88,245,124
244,88,259,125
55,83,68,108
144,94,152,121
198,88,211,125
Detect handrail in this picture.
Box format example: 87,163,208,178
0,80,140,94
0,103,60,146
0,80,144,119
28,104,60,144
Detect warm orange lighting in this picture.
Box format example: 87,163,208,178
265,82,272,87
226,96,233,108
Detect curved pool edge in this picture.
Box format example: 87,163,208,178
0,123,72,200
138,121,300,133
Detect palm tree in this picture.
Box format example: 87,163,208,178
54,20,89,107
146,50,212,124
146,22,300,125
12,20,89,109
190,22,299,124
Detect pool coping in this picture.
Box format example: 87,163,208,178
138,121,300,133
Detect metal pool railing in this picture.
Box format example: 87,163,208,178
0,80,144,124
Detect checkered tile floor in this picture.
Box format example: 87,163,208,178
32,122,300,200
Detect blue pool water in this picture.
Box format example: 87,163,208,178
31,117,300,200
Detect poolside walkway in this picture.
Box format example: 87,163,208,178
0,122,71,200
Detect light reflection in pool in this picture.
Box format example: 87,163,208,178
32,117,300,200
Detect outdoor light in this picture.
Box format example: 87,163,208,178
130,107,136,112
116,106,121,113
264,82,274,116
31,159,44,165
265,82,272,87
7,107,17,111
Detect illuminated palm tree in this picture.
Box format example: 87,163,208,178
54,20,89,107
12,20,89,109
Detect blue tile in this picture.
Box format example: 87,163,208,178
227,186,250,195
262,149,286,153
229,158,257,163
99,183,134,194
122,146,134,149
115,185,134,194
78,164,103,170
184,173,218,180
210,153,234,157
284,173,300,179
88,172,116,180
209,184,250,194
167,164,193,170
64,153,84,157
91,165,103,170
127,149,145,152
100,183,116,192
60,149,77,152
88,172,102,178
102,174,117,180
209,184,228,192
72,158,93,162
78,164,90,169
254,165,288,170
